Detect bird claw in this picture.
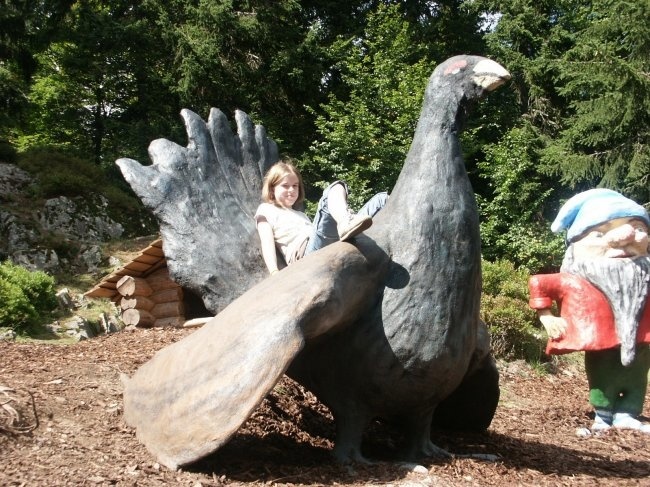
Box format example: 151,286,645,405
422,440,451,459
332,445,372,465
402,438,451,460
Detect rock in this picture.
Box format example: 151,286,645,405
0,163,32,198
0,328,17,341
12,248,61,273
45,321,62,334
98,313,122,335
56,289,75,311
0,211,38,258
0,163,141,275
78,245,102,273
63,316,95,341
38,195,124,243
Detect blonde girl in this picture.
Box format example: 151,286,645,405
255,161,387,275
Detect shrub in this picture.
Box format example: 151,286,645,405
16,148,105,199
0,139,17,163
481,259,546,362
0,261,57,333
0,279,38,331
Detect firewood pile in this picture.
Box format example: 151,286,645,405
116,267,185,328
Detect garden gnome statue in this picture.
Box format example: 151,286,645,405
528,188,650,434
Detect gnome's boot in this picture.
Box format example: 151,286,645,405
591,410,612,432
613,413,650,433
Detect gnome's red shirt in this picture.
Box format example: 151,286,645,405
528,273,650,354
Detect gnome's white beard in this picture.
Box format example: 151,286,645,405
562,249,650,366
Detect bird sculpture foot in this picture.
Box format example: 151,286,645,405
403,438,451,461
332,443,373,465
421,440,452,459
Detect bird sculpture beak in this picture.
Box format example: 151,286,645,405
472,59,511,92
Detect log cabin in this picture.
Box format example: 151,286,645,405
85,238,210,327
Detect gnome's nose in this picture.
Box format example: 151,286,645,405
606,223,636,247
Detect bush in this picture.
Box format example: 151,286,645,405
481,259,546,362
0,139,17,163
0,261,57,333
16,148,106,199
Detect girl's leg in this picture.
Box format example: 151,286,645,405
357,192,388,218
305,181,349,255
327,183,351,223
304,181,373,255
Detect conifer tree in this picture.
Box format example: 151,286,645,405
542,0,650,205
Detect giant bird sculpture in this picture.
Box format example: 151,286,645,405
118,55,511,469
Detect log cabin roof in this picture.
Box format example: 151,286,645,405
84,238,166,300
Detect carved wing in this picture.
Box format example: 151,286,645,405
122,240,388,469
117,109,278,313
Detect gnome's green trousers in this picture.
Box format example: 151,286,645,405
585,346,650,415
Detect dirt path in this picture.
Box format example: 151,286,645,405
2,328,649,486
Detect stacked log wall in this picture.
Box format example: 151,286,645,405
117,267,184,328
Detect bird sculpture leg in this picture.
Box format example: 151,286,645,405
401,410,451,460
332,407,372,463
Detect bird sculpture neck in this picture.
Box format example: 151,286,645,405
379,80,477,262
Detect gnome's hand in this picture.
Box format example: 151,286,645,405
537,310,567,340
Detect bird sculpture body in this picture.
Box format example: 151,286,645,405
288,56,508,460
117,55,511,469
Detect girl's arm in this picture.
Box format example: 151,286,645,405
256,217,279,275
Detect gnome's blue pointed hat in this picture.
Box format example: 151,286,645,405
551,188,650,242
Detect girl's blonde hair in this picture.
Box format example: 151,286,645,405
262,160,305,207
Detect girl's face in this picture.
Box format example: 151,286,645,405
273,173,300,209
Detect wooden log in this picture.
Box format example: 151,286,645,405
120,295,155,312
152,301,185,319
154,317,183,328
116,275,153,297
121,309,155,327
150,287,183,304
146,268,180,292
84,285,116,299
182,317,212,328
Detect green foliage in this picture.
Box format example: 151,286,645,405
481,259,546,362
481,0,650,207
478,124,566,273
0,261,57,333
14,1,181,165
0,1,73,132
304,3,437,208
17,149,103,198
0,139,17,163
146,0,329,156
540,0,650,204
